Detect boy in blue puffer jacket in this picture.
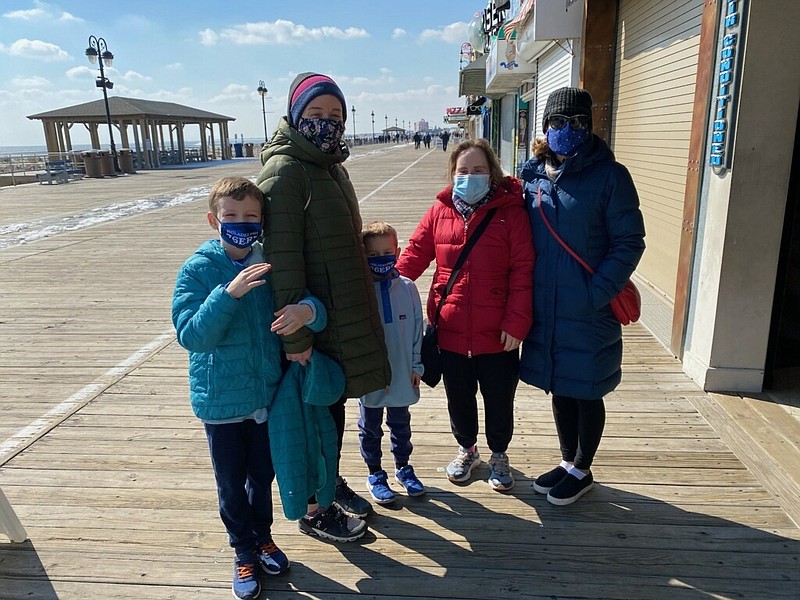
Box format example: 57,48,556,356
172,176,327,600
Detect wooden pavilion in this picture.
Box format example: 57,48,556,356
27,97,235,169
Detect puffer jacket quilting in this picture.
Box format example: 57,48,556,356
396,177,534,357
256,117,391,398
519,134,646,399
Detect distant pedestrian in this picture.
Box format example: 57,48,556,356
397,139,534,492
440,130,451,151
358,221,426,505
413,131,422,149
256,72,391,541
520,87,646,506
424,132,432,148
172,176,328,599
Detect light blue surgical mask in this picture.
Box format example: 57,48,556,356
218,221,262,248
452,173,490,205
367,254,397,277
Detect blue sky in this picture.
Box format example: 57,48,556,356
0,0,485,147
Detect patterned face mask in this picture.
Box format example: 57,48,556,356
546,123,588,157
297,117,346,153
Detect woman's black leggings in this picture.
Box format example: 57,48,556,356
552,395,606,470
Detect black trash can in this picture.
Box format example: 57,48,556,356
234,143,244,158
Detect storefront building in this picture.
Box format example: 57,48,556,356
458,0,800,394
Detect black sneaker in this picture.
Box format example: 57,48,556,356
547,472,594,506
532,465,568,494
334,476,371,518
298,505,367,542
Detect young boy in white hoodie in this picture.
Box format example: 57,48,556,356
358,221,426,504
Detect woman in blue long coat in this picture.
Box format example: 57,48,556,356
520,88,645,506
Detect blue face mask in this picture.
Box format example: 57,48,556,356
546,124,588,157
219,221,262,249
367,254,397,277
297,117,346,152
452,173,490,205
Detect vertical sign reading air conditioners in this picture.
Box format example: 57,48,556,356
709,0,747,173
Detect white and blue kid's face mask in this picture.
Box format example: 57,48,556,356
218,221,262,249
452,173,490,205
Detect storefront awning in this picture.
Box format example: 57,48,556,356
459,54,487,97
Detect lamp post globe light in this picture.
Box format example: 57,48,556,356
85,35,120,173
351,105,356,145
257,81,269,144
371,110,375,143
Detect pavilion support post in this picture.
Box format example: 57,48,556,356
177,123,186,165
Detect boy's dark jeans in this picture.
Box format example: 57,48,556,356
205,419,275,558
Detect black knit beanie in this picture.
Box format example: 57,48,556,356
542,87,594,133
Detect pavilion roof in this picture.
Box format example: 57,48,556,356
28,96,234,122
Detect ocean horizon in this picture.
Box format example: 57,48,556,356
0,139,267,155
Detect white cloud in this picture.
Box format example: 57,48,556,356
2,7,46,20
419,22,469,44
3,2,84,23
209,83,252,103
120,70,151,83
66,65,94,79
165,62,182,70
198,28,218,46
58,11,84,24
392,28,407,39
11,75,48,88
379,67,392,75
11,75,50,88
3,38,71,61
202,19,369,46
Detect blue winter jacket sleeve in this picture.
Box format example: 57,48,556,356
589,163,646,310
173,267,241,353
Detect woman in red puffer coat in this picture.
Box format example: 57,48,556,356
396,138,534,493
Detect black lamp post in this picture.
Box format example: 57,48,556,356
85,35,120,173
257,81,268,143
384,114,388,133
351,105,356,145
371,110,375,143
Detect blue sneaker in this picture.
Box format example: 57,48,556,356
366,470,396,504
395,465,425,497
256,539,289,575
232,556,260,600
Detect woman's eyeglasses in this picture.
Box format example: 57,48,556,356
547,114,590,131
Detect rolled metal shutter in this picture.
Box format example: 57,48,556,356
534,44,572,140
611,0,704,299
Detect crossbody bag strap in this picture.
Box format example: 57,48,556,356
432,207,498,327
537,188,595,275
